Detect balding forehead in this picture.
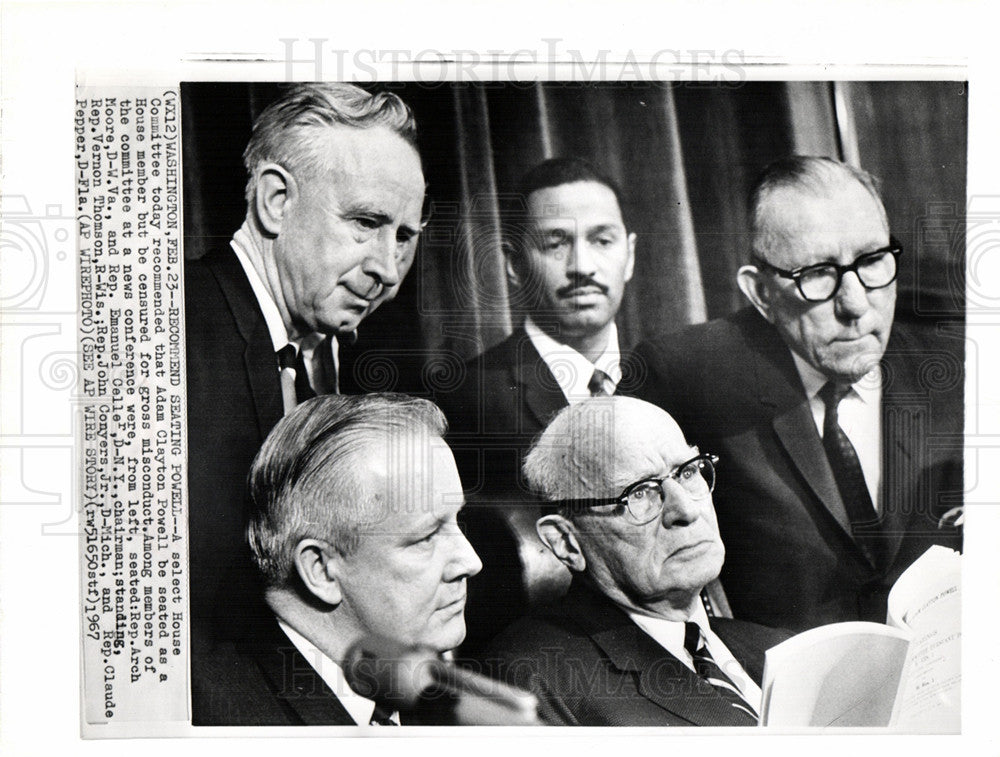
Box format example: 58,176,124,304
557,402,686,491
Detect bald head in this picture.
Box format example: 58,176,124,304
524,396,688,504
525,397,725,618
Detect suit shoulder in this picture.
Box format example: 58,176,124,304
469,332,538,371
485,601,584,659
711,616,793,646
636,309,757,364
190,637,282,726
436,333,531,418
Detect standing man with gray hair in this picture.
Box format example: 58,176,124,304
633,156,963,632
192,394,482,725
485,396,788,726
185,84,427,636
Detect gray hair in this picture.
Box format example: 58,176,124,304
748,155,889,261
242,83,419,203
246,393,447,586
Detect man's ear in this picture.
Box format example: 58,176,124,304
502,240,524,289
623,231,637,284
254,163,297,238
292,538,343,606
736,264,774,323
536,514,586,572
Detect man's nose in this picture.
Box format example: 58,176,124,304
660,483,704,528
445,529,483,580
362,232,401,292
567,238,598,277
833,270,870,319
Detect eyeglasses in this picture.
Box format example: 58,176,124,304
753,237,903,303
548,453,718,526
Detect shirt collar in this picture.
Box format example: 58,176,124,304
276,619,382,726
231,237,289,353
626,601,711,648
523,316,622,398
790,349,882,404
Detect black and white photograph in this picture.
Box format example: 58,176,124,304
1,2,998,755
180,79,965,729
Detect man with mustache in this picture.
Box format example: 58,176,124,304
185,84,426,638
633,156,963,631
485,396,789,726
441,158,635,497
192,394,483,725
436,158,636,654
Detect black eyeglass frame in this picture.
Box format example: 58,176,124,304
753,236,903,303
547,453,719,525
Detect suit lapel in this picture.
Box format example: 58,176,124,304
772,402,854,539
876,327,919,567
204,248,284,439
245,616,356,726
564,583,754,726
744,313,870,560
507,331,568,430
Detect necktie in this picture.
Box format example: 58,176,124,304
683,622,758,724
588,368,611,397
314,335,338,395
369,702,398,726
819,382,884,567
276,344,316,408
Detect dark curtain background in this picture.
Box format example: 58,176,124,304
181,81,967,394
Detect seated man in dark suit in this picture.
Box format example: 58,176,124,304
486,396,789,726
185,84,427,635
192,394,482,726
633,156,963,631
436,158,637,654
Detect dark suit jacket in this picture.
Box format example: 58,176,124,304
631,308,963,631
185,247,284,635
437,329,566,499
191,612,356,726
484,580,790,726
435,331,574,658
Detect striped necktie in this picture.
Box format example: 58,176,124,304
369,702,399,726
683,622,758,724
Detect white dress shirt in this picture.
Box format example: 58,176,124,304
230,236,340,401
276,619,398,726
791,352,883,513
524,316,622,401
627,603,762,713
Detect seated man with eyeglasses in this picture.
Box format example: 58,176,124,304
484,396,790,726
632,156,963,632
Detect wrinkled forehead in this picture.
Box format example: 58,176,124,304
759,178,888,266
562,404,691,495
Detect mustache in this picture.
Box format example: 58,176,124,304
556,276,608,298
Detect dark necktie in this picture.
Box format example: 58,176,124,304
683,622,758,724
588,368,611,397
369,702,398,726
314,335,338,395
276,344,316,404
819,381,884,567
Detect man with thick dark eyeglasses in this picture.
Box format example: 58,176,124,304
484,396,789,726
632,155,963,632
